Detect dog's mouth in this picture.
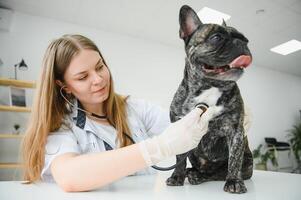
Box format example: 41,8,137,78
202,55,252,74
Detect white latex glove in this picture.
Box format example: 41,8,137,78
138,106,219,166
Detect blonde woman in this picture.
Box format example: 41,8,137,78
22,34,220,192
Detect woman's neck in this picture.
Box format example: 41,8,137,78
81,102,106,117
80,102,110,125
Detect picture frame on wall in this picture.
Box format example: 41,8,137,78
9,86,26,107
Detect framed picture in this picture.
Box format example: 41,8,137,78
9,86,26,107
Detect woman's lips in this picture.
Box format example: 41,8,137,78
93,87,106,93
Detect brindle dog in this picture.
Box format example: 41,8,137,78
166,5,253,193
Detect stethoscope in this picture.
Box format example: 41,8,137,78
60,86,209,171
60,86,107,119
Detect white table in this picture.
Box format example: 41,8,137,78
0,170,300,200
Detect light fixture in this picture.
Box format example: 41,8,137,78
14,59,28,80
270,40,301,55
197,7,231,24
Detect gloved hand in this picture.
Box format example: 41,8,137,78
138,106,219,166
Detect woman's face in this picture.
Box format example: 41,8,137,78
63,49,111,107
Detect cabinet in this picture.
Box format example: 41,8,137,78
0,78,35,169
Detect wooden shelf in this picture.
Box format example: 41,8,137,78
0,105,31,112
0,134,24,139
0,78,34,173
0,163,23,169
0,78,35,88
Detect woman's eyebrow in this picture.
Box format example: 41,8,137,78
73,59,102,76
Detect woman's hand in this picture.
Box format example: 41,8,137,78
139,106,221,166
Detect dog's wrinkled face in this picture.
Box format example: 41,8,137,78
180,6,252,81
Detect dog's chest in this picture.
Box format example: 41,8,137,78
181,87,224,115
193,87,222,106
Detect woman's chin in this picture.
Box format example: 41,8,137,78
92,94,109,103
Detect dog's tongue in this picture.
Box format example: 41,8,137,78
229,55,252,68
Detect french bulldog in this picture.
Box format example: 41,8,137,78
166,5,253,194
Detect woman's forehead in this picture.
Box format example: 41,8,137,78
67,49,103,75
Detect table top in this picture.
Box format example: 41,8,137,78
0,170,300,200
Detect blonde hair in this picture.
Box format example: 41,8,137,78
22,34,133,183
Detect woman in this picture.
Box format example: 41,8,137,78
22,34,219,192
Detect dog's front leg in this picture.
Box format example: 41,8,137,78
224,126,247,194
166,153,187,186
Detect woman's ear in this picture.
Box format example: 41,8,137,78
55,80,72,94
55,80,64,88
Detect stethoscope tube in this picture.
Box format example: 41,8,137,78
60,86,107,119
60,85,208,171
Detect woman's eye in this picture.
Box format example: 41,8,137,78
79,75,87,80
96,65,104,71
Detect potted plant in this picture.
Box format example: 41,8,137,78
287,120,301,173
252,144,278,170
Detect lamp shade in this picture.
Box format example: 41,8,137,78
18,59,28,70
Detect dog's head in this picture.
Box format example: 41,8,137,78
179,5,252,81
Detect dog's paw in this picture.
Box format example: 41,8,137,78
223,179,247,194
166,175,185,186
186,168,205,185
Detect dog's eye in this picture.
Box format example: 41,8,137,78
209,34,223,44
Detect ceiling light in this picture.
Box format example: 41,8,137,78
197,7,231,24
270,40,301,55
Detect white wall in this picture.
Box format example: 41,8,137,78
239,66,301,148
0,12,301,179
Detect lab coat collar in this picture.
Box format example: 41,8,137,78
70,99,79,120
70,99,115,149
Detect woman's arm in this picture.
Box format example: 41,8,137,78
51,143,147,192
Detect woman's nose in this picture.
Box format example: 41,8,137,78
91,71,103,85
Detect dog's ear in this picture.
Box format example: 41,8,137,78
179,5,203,40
